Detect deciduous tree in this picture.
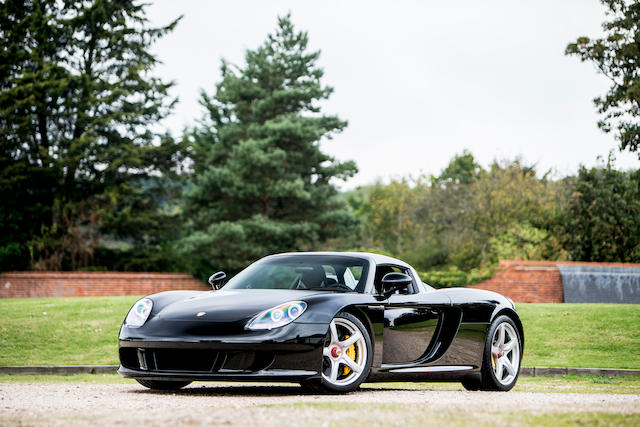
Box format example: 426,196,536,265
566,0,640,156
561,157,640,262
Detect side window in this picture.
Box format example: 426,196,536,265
347,265,363,281
374,265,416,295
343,268,358,290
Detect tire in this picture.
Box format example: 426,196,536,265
301,312,373,393
470,315,522,391
135,379,192,390
461,374,482,391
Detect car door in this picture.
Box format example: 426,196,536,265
380,265,451,366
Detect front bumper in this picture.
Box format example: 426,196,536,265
118,321,327,382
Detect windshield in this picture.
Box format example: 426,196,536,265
223,255,370,293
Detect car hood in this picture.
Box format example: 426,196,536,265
155,289,325,323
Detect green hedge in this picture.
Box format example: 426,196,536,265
419,266,494,288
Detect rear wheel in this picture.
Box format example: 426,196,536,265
464,315,521,391
135,379,192,390
300,312,372,393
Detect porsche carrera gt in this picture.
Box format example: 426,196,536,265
118,252,523,393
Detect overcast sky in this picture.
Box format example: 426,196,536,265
147,0,639,189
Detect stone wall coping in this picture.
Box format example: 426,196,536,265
499,260,640,268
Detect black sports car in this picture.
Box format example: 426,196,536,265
118,252,524,393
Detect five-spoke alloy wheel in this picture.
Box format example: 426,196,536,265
301,312,372,393
490,321,520,386
462,315,522,391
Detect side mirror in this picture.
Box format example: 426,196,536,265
380,272,412,298
208,271,227,290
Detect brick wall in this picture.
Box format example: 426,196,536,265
5,260,640,301
468,260,640,303
0,271,209,298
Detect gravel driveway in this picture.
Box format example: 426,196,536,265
2,382,639,426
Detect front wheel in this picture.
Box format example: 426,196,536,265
135,379,192,390
464,315,522,391
301,312,372,393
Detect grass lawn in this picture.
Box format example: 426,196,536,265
0,296,638,368
0,295,139,366
517,303,640,369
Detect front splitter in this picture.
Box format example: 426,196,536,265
118,365,319,382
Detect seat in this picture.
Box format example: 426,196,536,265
300,266,327,288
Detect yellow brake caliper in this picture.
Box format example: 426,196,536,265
342,334,357,375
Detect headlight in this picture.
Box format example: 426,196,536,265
246,301,307,330
124,298,153,328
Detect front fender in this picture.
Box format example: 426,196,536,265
293,293,380,324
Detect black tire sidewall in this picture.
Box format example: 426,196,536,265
317,312,373,393
481,315,522,391
136,379,192,390
461,374,482,391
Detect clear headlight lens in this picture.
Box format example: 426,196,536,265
246,301,307,330
124,298,153,328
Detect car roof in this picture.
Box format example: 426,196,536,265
265,251,411,268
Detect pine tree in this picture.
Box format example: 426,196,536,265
181,14,358,278
0,0,184,270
